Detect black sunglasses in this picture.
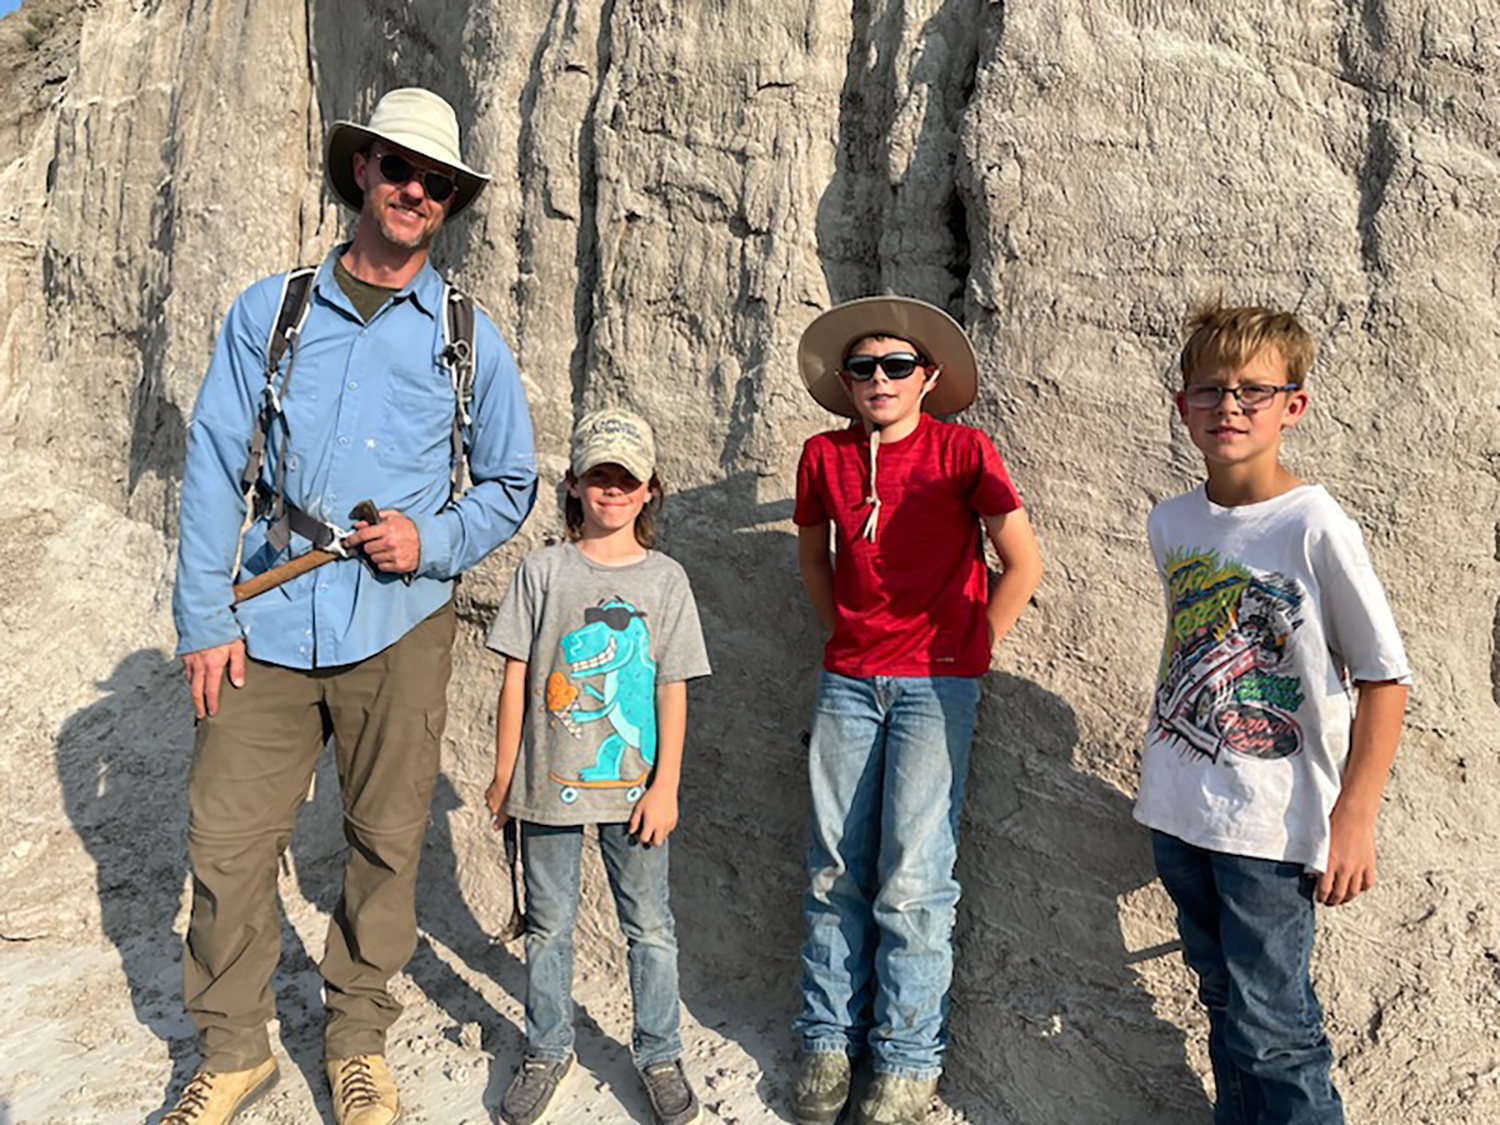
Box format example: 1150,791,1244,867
842,352,927,381
584,604,648,631
375,152,456,203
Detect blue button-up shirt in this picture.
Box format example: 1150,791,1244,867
174,247,537,668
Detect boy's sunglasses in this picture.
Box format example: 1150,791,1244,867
375,152,457,203
1182,383,1301,411
842,352,927,381
584,604,647,631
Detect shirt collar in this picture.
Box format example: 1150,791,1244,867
314,243,443,321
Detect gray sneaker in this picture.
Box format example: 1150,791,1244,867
790,1051,852,1125
640,1059,701,1125
854,1073,938,1125
498,1055,574,1125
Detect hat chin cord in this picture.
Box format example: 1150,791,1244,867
860,429,883,542
859,368,941,542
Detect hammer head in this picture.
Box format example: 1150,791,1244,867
348,499,380,526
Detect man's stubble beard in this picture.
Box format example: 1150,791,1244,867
376,204,439,251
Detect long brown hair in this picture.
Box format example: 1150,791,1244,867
564,470,665,549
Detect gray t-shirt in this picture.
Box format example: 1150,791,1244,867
486,542,712,825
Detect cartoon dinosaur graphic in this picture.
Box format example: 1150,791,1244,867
549,598,656,783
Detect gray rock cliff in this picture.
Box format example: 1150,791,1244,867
1,1,1497,1121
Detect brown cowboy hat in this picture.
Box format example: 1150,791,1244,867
324,88,490,219
797,296,979,418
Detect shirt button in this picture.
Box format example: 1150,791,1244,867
338,435,350,447
347,380,358,389
360,328,369,337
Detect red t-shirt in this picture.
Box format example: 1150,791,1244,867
793,414,1023,677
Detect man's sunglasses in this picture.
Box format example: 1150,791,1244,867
842,352,928,381
374,152,456,203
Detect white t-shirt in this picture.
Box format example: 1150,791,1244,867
1133,485,1411,871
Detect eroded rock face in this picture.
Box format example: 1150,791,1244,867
1,1,1497,1121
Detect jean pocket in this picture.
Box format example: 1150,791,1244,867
375,366,452,472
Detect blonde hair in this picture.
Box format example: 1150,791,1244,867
1179,301,1315,386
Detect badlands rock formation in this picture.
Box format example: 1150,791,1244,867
1,0,1497,1121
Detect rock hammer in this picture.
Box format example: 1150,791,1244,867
231,499,380,604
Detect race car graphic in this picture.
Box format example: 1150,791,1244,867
1151,549,1307,762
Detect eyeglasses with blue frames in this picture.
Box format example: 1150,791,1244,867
372,151,457,203
841,352,929,381
1182,383,1302,411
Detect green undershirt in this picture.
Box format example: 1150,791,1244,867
334,256,399,323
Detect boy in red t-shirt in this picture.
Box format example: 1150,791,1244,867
789,297,1043,1125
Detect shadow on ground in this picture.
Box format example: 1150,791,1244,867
657,471,1212,1122
943,674,1209,1123
53,648,530,1123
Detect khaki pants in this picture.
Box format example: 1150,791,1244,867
182,603,455,1070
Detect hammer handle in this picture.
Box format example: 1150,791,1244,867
232,549,339,604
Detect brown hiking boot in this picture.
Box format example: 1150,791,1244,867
327,1054,401,1125
161,1059,278,1124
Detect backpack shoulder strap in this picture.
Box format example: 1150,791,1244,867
265,267,316,384
239,266,317,496
440,280,478,502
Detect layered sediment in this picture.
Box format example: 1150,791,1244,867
1,2,1497,1121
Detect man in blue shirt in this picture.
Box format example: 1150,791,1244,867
165,88,537,1125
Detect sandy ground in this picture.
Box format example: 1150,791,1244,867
0,483,978,1125
0,862,971,1125
0,476,975,1125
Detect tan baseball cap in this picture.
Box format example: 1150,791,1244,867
324,88,490,219
798,295,979,418
571,408,656,482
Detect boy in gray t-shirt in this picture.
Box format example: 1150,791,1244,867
488,546,710,824
485,408,711,1125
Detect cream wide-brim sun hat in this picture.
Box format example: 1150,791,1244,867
324,88,490,220
797,296,979,419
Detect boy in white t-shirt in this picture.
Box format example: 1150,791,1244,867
1134,303,1410,1123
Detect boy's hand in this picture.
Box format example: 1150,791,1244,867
484,778,510,831
1317,801,1377,906
629,783,679,847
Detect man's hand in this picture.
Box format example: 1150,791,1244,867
1317,800,1377,906
629,783,679,847
345,510,421,573
181,639,246,720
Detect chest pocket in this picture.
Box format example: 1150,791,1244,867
377,363,452,472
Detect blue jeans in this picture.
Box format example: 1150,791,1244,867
1152,831,1345,1125
795,671,980,1080
520,821,682,1068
